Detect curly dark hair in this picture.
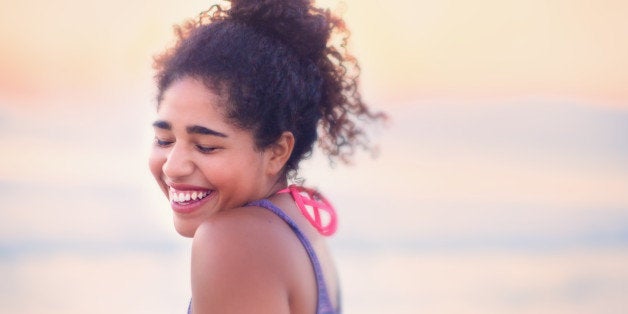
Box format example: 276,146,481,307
154,0,386,177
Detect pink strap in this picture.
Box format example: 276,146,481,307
277,185,337,236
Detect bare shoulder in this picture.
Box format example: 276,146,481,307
193,206,298,266
190,206,300,314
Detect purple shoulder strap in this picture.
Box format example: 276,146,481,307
247,199,338,314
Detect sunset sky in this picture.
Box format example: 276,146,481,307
1,0,627,106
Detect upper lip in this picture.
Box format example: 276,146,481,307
166,181,212,191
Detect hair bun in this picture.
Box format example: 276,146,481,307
228,0,330,60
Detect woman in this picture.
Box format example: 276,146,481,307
148,0,385,313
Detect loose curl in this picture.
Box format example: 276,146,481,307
154,0,386,177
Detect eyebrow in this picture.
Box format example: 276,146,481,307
152,120,171,130
152,120,228,138
186,125,228,138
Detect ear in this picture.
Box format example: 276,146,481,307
265,131,295,176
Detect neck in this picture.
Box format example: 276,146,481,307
260,175,288,199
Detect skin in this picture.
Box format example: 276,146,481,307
148,77,339,313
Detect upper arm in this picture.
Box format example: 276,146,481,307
190,212,291,314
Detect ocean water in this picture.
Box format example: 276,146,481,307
1,99,628,313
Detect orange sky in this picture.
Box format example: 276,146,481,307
344,0,628,105
1,0,627,107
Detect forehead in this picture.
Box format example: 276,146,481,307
158,77,228,124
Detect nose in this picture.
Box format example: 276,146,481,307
162,143,194,180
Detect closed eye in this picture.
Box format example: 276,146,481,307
154,137,174,147
196,145,220,154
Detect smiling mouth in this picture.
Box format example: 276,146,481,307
168,187,213,205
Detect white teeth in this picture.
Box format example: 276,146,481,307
169,189,210,204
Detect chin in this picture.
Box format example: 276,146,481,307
173,218,197,238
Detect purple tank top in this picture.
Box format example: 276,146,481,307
187,199,340,314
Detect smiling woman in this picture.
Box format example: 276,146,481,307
147,0,385,313
149,77,273,237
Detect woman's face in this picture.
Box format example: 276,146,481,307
148,77,271,237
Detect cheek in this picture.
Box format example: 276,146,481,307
148,149,166,182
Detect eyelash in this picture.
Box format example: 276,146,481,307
195,145,219,154
154,137,173,147
154,137,219,154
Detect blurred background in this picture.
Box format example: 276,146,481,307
1,0,627,313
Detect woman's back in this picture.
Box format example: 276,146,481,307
190,192,339,314
262,192,340,313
